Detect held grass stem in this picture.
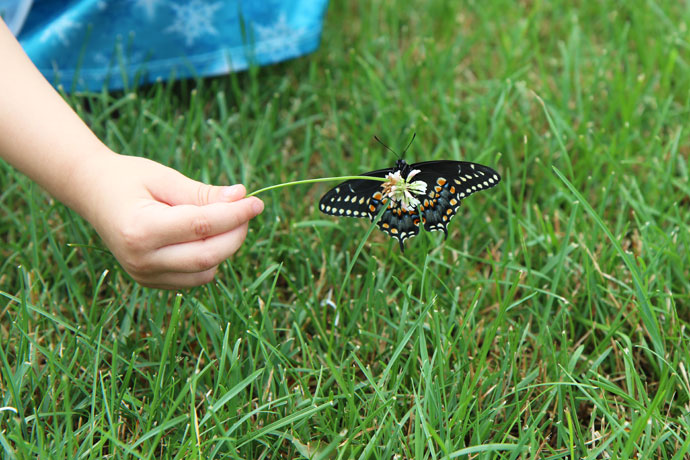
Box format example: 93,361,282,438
247,176,387,197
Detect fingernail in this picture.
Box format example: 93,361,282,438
252,198,264,214
223,185,242,198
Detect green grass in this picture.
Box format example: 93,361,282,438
2,0,690,458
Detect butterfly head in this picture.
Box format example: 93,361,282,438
394,159,411,178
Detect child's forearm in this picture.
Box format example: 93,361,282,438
0,20,112,215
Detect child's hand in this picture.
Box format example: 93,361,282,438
81,153,264,289
1,20,263,289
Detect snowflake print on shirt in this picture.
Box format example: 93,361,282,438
166,0,222,46
39,15,81,45
253,13,307,62
132,0,165,20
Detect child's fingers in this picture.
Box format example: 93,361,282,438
147,223,249,274
138,197,263,248
133,267,219,289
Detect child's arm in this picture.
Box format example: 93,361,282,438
0,20,264,289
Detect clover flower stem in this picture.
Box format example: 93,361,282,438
247,176,388,197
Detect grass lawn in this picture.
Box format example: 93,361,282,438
2,0,690,458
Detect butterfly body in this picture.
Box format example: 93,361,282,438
319,159,500,250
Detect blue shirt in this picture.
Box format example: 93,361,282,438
1,0,329,92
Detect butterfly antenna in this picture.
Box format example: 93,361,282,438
401,132,416,156
374,135,401,160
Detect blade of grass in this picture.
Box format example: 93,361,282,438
552,166,664,365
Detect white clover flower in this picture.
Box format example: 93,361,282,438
381,169,427,211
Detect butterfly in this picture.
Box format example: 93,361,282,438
319,154,501,251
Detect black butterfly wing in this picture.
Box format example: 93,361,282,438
319,166,422,250
411,161,501,236
373,197,424,251
319,167,392,219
